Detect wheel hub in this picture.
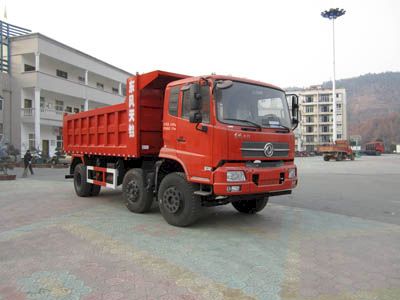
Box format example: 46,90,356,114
126,181,140,203
163,187,182,214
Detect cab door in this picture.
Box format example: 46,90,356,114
161,86,180,157
175,84,213,183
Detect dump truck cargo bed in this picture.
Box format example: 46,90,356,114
63,70,188,158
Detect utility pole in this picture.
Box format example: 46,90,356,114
321,8,345,142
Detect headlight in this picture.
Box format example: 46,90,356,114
288,168,296,179
227,171,246,182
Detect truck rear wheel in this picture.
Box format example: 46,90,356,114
336,153,343,161
323,155,330,161
158,172,201,227
74,163,93,197
122,169,153,213
90,185,101,196
232,197,269,214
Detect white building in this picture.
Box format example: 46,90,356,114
1,22,131,157
291,87,348,152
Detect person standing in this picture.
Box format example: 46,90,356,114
22,150,34,177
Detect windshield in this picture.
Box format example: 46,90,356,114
215,81,291,129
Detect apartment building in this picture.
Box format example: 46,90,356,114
0,21,131,157
292,87,347,152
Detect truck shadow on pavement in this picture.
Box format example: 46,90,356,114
89,188,284,232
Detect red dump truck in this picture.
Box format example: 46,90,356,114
365,141,384,155
63,70,299,226
318,140,355,161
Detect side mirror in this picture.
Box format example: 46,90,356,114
287,94,299,129
189,83,201,110
189,111,202,123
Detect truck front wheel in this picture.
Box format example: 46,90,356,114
74,163,93,197
122,169,153,213
232,196,269,214
158,172,201,227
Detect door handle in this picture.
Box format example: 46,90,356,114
177,136,186,143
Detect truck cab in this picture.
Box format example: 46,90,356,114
161,76,298,195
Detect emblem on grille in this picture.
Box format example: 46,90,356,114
263,143,274,157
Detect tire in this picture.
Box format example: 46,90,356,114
336,153,343,161
158,172,201,227
74,163,92,197
323,156,330,161
90,184,101,196
232,196,269,214
122,169,153,213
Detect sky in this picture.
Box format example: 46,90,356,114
1,0,400,88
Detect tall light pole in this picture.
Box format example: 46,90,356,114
321,8,345,143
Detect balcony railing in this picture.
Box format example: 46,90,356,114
21,107,71,122
21,108,34,117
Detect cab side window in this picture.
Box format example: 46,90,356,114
200,85,210,123
168,86,180,116
181,85,210,123
181,90,190,119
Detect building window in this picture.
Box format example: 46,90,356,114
306,96,313,103
337,103,342,109
321,115,329,122
0,123,3,141
24,64,35,72
28,133,35,150
0,96,3,110
55,100,64,112
56,134,63,150
168,86,179,116
112,87,119,94
322,125,329,133
56,69,68,79
65,106,72,113
320,105,329,113
96,82,104,90
320,135,331,143
121,84,126,96
40,97,45,110
306,126,313,133
73,107,80,114
305,106,314,113
337,134,342,139
319,94,330,102
306,136,314,143
24,99,33,108
306,116,313,123
78,76,85,83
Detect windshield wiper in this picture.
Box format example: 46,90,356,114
264,124,291,132
223,118,262,131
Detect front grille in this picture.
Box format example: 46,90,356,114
245,160,284,168
241,141,289,158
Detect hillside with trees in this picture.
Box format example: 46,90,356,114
322,72,400,149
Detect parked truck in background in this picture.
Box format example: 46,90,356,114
63,70,299,226
365,141,385,155
318,140,355,161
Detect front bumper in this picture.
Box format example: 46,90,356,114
212,163,297,196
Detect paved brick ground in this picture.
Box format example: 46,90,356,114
0,158,399,300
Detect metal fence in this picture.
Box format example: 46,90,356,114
1,21,31,73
